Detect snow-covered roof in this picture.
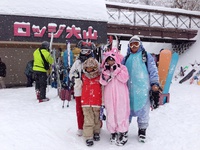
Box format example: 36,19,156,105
106,1,200,16
0,0,108,22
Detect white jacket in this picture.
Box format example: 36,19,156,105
69,59,83,96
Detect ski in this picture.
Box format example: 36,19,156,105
59,40,74,108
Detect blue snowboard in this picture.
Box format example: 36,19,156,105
162,52,179,104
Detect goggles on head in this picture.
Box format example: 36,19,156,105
81,49,91,55
82,41,92,46
129,41,140,48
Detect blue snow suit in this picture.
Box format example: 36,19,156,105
124,43,159,129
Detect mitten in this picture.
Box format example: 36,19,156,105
105,65,110,70
149,90,160,109
112,64,117,70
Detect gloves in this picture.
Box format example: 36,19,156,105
149,90,160,109
74,70,80,78
105,65,110,70
112,64,117,70
111,64,120,71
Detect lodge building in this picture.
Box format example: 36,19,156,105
0,1,107,87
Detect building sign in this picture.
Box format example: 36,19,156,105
14,22,98,40
0,15,107,43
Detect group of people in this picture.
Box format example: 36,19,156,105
68,36,160,146
1,35,160,146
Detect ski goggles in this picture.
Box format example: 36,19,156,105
129,41,140,48
81,49,92,55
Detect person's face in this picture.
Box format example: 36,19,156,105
106,59,115,66
86,67,95,72
130,41,140,53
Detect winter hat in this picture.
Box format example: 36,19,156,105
77,40,96,54
83,57,98,71
41,41,50,49
129,35,140,44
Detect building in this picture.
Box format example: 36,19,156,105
0,0,108,87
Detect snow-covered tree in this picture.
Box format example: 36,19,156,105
105,0,200,11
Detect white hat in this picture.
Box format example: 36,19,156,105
129,35,140,44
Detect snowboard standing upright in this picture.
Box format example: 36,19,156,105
158,49,172,89
161,52,179,104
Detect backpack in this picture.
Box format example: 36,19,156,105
39,48,50,70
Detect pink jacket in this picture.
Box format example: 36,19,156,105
99,52,130,133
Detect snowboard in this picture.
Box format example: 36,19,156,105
190,70,200,84
158,49,172,89
179,69,196,84
162,52,179,104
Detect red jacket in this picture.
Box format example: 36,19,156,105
81,74,102,107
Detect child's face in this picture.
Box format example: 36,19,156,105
86,67,95,72
106,59,115,66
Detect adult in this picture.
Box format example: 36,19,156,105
24,60,34,87
33,41,54,102
123,35,160,143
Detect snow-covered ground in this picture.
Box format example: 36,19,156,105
0,82,200,150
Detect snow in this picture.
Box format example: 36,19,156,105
1,32,200,149
1,0,200,149
106,1,200,17
0,83,200,150
0,0,108,22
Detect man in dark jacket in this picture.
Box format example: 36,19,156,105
0,57,6,89
24,60,34,87
33,41,54,102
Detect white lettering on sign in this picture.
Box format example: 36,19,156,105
14,22,98,40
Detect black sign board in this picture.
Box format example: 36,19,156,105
0,15,107,44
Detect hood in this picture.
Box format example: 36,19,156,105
101,51,117,67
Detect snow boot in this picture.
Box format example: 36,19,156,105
93,133,100,141
76,129,83,136
86,139,94,146
39,98,50,103
138,128,146,143
116,131,128,146
110,132,117,144
36,90,40,100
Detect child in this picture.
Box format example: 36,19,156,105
81,57,102,146
99,51,130,146
69,41,95,136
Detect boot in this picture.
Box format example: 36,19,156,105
36,90,40,100
110,132,117,144
76,129,83,136
93,133,100,141
38,98,49,103
138,128,146,143
116,131,128,146
86,139,94,146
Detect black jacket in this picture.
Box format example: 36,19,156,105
0,61,6,77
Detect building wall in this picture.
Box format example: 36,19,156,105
0,47,35,87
